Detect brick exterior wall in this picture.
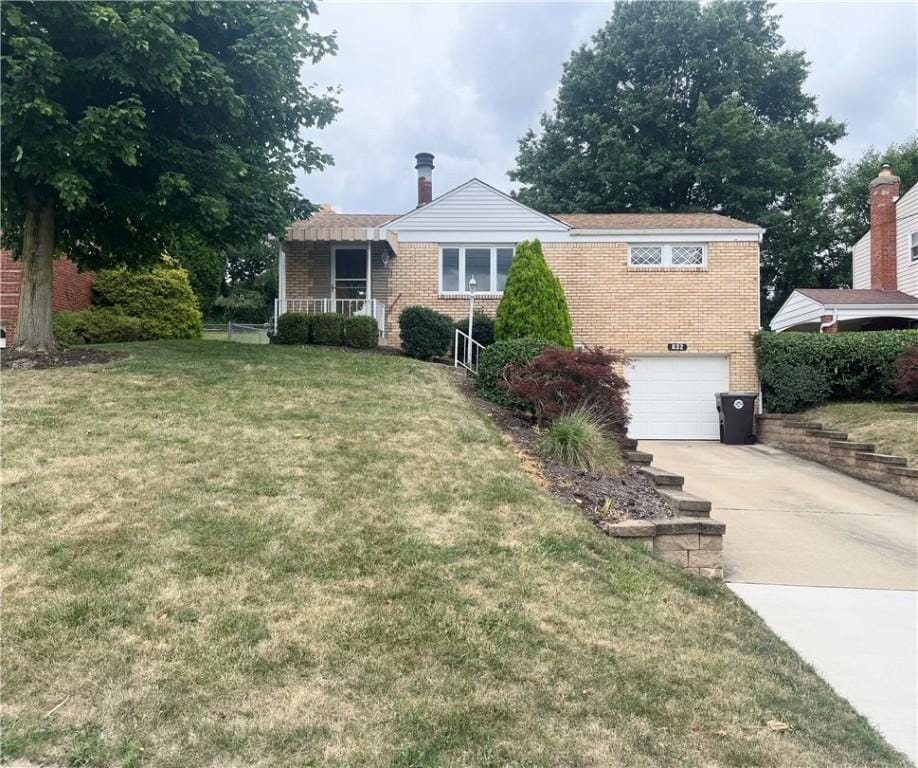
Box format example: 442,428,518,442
1,250,94,343
284,238,760,391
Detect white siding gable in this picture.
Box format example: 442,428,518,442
770,290,823,331
852,231,871,289
383,179,569,242
896,183,918,297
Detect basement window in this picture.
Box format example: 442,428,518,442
629,244,706,268
440,246,516,294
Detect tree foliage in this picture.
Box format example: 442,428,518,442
494,240,573,348
1,1,338,349
510,0,845,322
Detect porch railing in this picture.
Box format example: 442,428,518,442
454,328,484,375
274,298,385,338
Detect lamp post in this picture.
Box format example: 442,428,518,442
467,275,477,368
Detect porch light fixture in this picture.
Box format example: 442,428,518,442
380,250,390,268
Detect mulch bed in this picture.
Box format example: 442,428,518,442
457,374,671,528
1,348,127,371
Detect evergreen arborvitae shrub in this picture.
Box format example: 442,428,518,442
399,306,454,360
93,261,203,340
311,313,345,345
276,313,311,345
494,239,573,348
345,316,379,349
476,336,554,406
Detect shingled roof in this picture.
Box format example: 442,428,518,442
554,212,759,230
797,288,918,305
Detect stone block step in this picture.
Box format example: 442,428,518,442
783,420,822,430
656,488,711,517
855,452,908,466
638,465,684,488
889,466,918,478
624,450,653,465
805,429,848,440
621,438,638,451
829,441,875,452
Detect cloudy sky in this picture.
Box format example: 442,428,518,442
296,1,918,215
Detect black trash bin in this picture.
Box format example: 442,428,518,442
715,392,758,444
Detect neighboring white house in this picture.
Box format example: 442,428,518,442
771,164,918,332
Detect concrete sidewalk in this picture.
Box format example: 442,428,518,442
644,440,918,763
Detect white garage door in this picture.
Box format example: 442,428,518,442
626,356,729,440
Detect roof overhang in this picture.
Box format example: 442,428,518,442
771,289,918,331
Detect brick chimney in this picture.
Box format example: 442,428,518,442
415,152,434,207
869,163,900,290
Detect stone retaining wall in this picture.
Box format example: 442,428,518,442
757,414,918,500
605,442,726,579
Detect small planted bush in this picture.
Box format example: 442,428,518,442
476,336,554,406
93,261,203,340
494,239,573,348
311,313,345,346
53,308,143,346
345,316,379,349
399,305,454,360
895,346,918,399
541,408,622,473
754,330,918,411
502,346,630,439
453,312,495,347
275,313,311,345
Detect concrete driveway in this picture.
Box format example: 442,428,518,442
645,441,918,763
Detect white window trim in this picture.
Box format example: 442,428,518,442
910,231,918,263
439,245,515,295
628,243,707,268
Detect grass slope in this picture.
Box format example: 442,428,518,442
805,401,918,464
2,342,907,767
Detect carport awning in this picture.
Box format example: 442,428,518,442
770,288,918,332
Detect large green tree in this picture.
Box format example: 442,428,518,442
832,135,918,253
1,1,338,351
510,0,845,322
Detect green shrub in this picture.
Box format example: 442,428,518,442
53,308,143,346
166,232,225,316
453,312,495,347
345,315,379,349
540,408,622,473
211,289,269,323
476,336,554,406
399,305,454,360
93,261,203,340
311,313,345,345
494,239,573,348
754,330,918,412
275,313,311,345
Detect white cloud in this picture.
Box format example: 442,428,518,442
296,0,917,213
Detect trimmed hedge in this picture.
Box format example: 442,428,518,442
93,262,203,340
399,306,454,360
54,308,143,346
453,312,495,348
276,313,311,345
494,239,573,348
754,330,918,412
476,336,555,407
311,313,345,345
345,316,379,349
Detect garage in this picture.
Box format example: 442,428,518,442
625,356,729,440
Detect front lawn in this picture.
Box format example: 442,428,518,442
805,401,918,464
2,342,907,767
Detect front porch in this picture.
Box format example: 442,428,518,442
274,297,387,338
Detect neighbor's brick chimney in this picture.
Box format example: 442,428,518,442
415,152,434,207
869,163,900,291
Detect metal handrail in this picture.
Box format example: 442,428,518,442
454,328,484,374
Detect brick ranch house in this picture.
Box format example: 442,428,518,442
279,153,764,440
0,249,93,346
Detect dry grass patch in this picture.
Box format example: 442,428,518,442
805,401,918,463
1,341,908,767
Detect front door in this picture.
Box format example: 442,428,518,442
333,247,368,302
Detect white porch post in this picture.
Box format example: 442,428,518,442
366,240,372,303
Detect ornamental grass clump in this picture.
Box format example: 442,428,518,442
541,408,622,473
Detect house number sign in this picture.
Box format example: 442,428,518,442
667,343,688,351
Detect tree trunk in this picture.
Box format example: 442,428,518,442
14,203,57,353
